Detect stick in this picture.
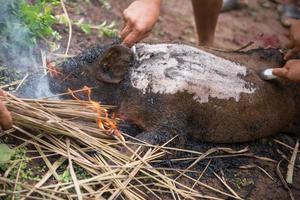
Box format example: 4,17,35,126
60,0,72,55
276,160,295,200
12,162,22,200
15,73,28,91
212,170,242,200
0,80,22,89
286,139,299,184
67,139,83,200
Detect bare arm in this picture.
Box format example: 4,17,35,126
120,0,161,47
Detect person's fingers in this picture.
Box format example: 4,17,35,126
284,46,300,60
121,11,128,28
122,27,151,48
0,101,12,130
122,29,142,48
120,9,132,38
120,23,133,40
272,68,289,78
139,30,151,41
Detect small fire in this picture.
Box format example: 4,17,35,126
46,59,62,78
67,86,124,141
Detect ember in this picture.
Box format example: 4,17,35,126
46,59,62,78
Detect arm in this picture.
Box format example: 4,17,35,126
120,0,161,47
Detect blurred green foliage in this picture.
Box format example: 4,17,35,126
19,0,61,41
0,0,60,45
0,0,60,64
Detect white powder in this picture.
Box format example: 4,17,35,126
130,44,256,103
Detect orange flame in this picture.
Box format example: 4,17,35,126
46,60,62,78
68,86,124,141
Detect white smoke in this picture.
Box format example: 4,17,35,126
0,0,39,70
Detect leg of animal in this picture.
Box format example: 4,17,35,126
191,0,223,46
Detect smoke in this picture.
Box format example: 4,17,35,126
0,0,58,98
0,0,39,70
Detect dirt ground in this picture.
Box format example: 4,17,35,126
54,0,299,199
61,0,290,53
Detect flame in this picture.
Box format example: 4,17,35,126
68,86,124,141
46,60,62,78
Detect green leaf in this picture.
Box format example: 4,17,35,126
60,169,71,183
80,24,92,34
0,144,15,162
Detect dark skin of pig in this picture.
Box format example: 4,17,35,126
50,44,300,148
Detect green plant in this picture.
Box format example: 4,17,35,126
58,163,90,182
0,146,41,200
98,0,111,9
0,144,15,170
56,14,117,37
10,148,41,181
0,147,41,181
1,0,60,44
234,177,254,189
19,0,61,41
0,0,60,65
74,0,111,9
59,169,72,183
97,21,117,37
78,20,117,37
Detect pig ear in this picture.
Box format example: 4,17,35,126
93,45,134,84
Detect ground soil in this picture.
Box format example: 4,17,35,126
53,0,299,199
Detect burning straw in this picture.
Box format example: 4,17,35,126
0,92,251,199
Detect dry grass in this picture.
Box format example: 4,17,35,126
0,91,298,199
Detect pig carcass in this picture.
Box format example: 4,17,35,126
51,43,300,146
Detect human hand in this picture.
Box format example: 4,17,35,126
273,59,300,83
0,90,12,130
285,20,300,60
120,0,161,47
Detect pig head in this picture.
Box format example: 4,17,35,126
51,43,300,146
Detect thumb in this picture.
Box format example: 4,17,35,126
272,68,289,78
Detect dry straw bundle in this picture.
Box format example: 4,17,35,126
0,92,253,200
